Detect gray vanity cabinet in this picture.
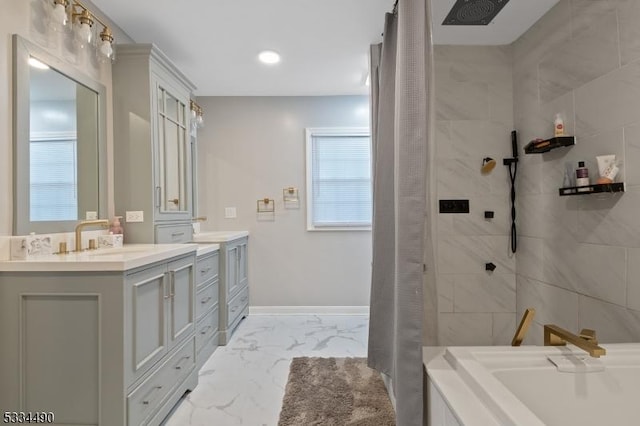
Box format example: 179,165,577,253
194,249,220,370
0,252,198,426
126,255,195,385
219,237,249,344
113,44,197,243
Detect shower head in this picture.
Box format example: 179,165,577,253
481,157,497,174
442,0,511,26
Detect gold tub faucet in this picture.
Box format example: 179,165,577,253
75,219,109,252
544,324,606,358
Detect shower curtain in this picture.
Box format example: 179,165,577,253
368,0,437,425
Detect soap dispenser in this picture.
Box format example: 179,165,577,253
110,216,124,236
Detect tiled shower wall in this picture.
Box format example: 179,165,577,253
513,0,640,344
434,45,516,345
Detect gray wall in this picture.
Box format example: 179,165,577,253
514,0,640,344
434,45,516,345
196,96,372,307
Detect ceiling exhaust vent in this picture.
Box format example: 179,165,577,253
442,0,511,26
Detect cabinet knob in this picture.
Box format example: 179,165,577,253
169,198,179,205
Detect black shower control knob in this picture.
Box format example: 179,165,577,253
485,262,497,272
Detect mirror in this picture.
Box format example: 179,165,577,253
13,34,107,234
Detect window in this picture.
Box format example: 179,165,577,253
30,132,78,221
305,127,372,231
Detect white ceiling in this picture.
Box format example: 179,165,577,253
91,0,560,96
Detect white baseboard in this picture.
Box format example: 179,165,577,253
249,306,370,315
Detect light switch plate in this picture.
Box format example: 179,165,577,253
85,211,97,220
224,207,237,218
125,211,144,222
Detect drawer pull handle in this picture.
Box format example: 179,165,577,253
201,296,212,304
240,296,248,303
171,232,185,238
142,385,163,405
200,325,212,335
175,355,191,370
231,306,238,313
200,267,211,274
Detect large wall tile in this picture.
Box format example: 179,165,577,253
628,248,640,311
575,61,640,138
623,121,640,187
539,10,619,104
570,0,618,38
577,190,640,247
453,273,516,313
515,237,545,282
438,236,516,274
439,313,493,346
438,274,454,313
578,296,640,342
448,121,513,160
543,239,626,305
517,194,579,240
437,159,491,197
435,80,490,121
513,0,572,68
617,0,640,65
450,194,511,237
516,275,579,331
492,313,517,345
435,120,452,159
435,45,513,84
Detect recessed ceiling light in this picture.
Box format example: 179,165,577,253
258,50,281,65
28,57,49,70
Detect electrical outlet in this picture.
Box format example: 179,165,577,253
224,207,237,218
85,211,97,220
125,211,144,223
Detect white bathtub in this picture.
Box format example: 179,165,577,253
425,344,640,426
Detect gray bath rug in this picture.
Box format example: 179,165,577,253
278,357,396,426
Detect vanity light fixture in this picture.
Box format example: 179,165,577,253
190,100,204,129
48,0,116,61
258,50,281,65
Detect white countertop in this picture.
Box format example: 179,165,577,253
192,231,249,243
0,244,198,272
196,243,220,256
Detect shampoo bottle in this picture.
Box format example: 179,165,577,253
554,114,565,137
576,161,590,191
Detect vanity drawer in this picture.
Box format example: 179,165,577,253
155,223,193,244
127,337,195,426
196,280,219,321
227,285,249,326
195,306,219,354
196,251,219,288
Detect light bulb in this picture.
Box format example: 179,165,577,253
75,22,92,46
196,114,204,128
52,3,68,26
258,50,281,65
99,39,113,58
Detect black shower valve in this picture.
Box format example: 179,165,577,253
484,211,494,219
485,262,497,272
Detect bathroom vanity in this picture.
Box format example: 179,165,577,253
0,245,199,426
193,232,249,344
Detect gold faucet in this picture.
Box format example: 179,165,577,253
544,324,606,358
75,219,109,252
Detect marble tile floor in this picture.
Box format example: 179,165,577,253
163,314,370,426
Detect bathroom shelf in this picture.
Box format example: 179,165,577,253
524,136,575,154
558,182,625,196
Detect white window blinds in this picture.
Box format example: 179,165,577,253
30,137,78,221
306,129,372,230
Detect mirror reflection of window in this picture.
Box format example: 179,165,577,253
28,60,99,222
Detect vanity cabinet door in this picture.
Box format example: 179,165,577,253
238,240,248,289
152,74,192,221
127,264,169,384
167,256,195,350
226,245,239,298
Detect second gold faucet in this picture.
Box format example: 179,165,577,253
74,219,109,252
